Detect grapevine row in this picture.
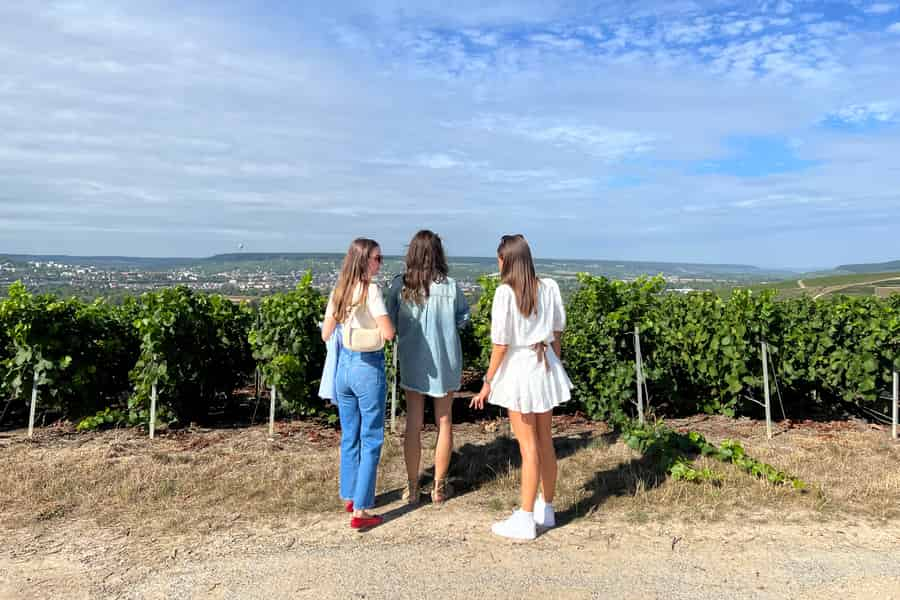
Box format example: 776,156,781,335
1,275,899,430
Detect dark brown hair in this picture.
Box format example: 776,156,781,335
402,230,448,303
332,238,380,323
498,234,539,317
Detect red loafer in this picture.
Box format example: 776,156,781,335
350,515,383,530
344,501,354,513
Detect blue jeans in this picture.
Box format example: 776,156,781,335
336,346,386,510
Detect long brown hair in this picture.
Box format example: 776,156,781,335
498,234,539,317
401,230,448,303
332,238,380,323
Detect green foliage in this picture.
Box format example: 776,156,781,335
249,273,327,416
621,418,804,488
0,282,139,420
75,407,143,431
650,288,779,416
775,295,900,409
562,275,665,423
564,274,900,421
129,286,254,426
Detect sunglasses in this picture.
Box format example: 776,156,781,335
370,254,383,264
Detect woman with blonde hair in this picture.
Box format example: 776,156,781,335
322,238,395,529
386,230,470,504
471,234,572,540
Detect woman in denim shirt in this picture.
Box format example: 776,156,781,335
386,230,470,504
322,238,395,530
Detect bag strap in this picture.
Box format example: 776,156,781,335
344,303,360,325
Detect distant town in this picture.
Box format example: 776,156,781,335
0,253,795,301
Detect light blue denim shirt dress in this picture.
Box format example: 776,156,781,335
385,276,470,397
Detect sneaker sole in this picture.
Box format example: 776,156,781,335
491,526,536,541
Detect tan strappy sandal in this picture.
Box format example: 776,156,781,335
402,479,421,505
431,478,453,505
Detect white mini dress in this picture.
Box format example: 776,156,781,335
487,279,573,414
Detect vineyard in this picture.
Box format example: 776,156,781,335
1,275,899,438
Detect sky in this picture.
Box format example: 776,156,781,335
1,1,899,269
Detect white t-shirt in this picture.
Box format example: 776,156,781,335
327,282,388,330
490,278,565,347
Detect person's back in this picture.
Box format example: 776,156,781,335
320,237,394,530
470,234,572,541
385,230,469,505
491,278,563,349
387,276,469,395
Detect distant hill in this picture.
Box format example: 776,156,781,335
836,260,900,274
755,270,900,299
0,254,196,269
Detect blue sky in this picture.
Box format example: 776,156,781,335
1,1,899,268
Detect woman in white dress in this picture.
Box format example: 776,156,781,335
471,234,573,540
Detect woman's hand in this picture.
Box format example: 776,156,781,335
470,382,490,410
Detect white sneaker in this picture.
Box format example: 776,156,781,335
491,510,536,540
533,496,556,528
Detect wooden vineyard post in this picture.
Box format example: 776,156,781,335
893,370,898,441
762,341,772,440
269,385,277,439
390,340,398,435
634,325,645,425
149,381,158,439
27,371,38,438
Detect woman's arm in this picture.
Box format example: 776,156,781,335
367,284,395,342
552,331,562,359
321,312,337,342
376,314,395,342
469,343,508,410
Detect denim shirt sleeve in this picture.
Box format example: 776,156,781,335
454,281,470,329
385,276,402,326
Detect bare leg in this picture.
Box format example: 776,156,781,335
404,391,425,485
534,410,557,503
432,393,454,483
508,410,540,512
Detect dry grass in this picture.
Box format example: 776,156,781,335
2,415,899,535
0,423,343,533
448,416,900,525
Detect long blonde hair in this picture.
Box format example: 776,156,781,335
332,238,380,323
498,234,539,317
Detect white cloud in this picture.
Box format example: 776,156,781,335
463,29,501,47
733,193,830,209
528,33,583,50
415,153,464,169
663,20,714,44
864,3,898,14
462,115,656,161
828,101,898,123
775,1,794,15
887,22,900,32
806,21,847,36
545,178,596,192
0,1,899,266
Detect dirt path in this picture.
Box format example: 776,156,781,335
811,276,900,299
3,503,899,600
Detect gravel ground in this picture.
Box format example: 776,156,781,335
3,500,899,600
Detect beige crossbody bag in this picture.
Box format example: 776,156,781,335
341,304,383,352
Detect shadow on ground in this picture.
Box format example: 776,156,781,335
554,451,666,526
447,429,618,496
417,428,669,528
